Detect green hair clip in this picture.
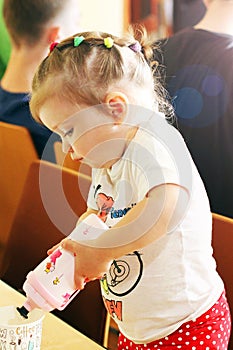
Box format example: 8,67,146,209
74,36,85,47
104,37,114,49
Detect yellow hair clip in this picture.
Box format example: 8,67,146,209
104,37,114,49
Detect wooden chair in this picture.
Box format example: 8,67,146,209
212,213,233,349
0,159,109,346
54,140,91,177
0,122,38,257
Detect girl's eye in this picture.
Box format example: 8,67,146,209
64,128,74,137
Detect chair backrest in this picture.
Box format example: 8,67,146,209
212,213,233,349
0,122,38,249
0,160,108,346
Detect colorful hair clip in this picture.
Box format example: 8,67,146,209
104,37,114,49
49,42,59,54
74,36,85,47
129,41,142,53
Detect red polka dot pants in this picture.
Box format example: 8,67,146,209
118,291,231,349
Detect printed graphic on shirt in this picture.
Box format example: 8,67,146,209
101,251,143,297
94,187,144,296
110,202,137,219
103,296,123,321
94,184,137,223
94,185,144,322
96,192,114,222
101,251,143,322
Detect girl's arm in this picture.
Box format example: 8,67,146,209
62,183,189,289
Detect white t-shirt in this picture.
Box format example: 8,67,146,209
87,114,224,343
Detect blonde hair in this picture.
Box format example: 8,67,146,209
30,25,171,122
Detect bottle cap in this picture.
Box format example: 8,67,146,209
16,305,29,319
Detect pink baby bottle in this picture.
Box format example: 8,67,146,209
17,214,108,318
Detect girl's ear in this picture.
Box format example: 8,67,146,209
104,92,128,123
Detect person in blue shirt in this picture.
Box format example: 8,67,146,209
0,0,80,161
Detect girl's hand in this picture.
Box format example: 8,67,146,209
61,238,112,290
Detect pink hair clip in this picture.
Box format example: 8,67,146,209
49,42,59,54
129,41,141,53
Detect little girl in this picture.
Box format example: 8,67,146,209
30,26,231,349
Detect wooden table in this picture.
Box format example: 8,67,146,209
0,280,105,349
